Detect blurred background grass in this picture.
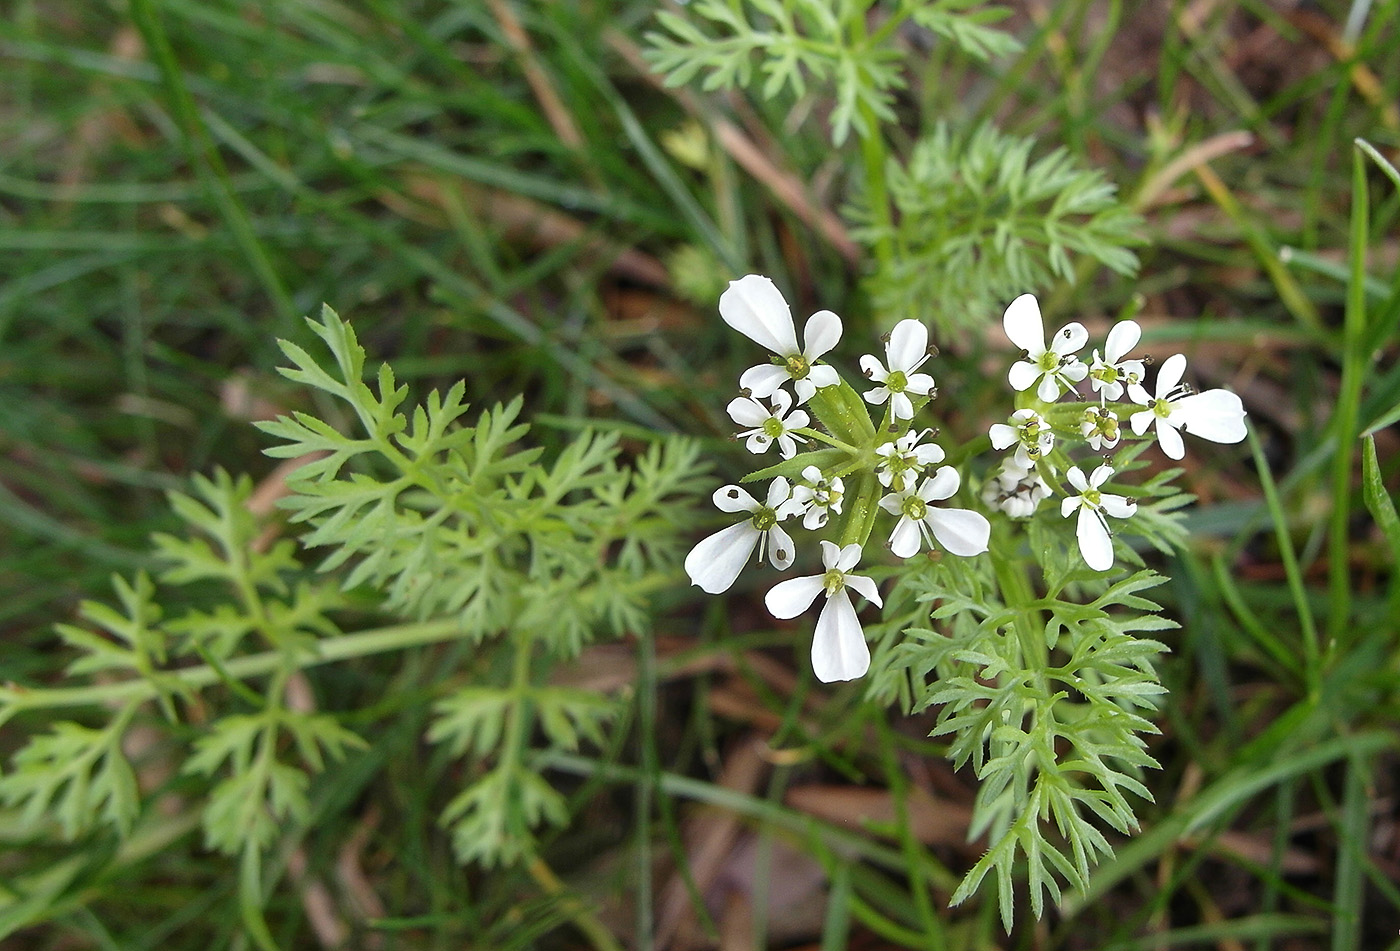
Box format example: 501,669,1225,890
2,0,1399,948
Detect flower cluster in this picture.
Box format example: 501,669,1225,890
990,293,1248,569
686,278,1249,682
685,275,990,682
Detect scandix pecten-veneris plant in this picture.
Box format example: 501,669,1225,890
0,0,1277,942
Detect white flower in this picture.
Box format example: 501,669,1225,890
685,478,797,594
720,274,842,403
988,409,1054,468
1060,464,1136,571
1003,293,1089,401
726,390,810,459
878,467,991,559
981,458,1052,518
875,428,944,492
1087,321,1146,403
782,465,844,530
1127,354,1248,461
765,541,882,683
859,319,936,421
1079,405,1121,451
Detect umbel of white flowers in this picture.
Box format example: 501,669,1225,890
686,275,990,683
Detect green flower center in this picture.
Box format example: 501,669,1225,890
762,417,785,439
886,369,909,393
822,568,846,595
784,354,811,380
1082,488,1102,507
751,506,778,532
1091,365,1118,384
901,496,928,520
1152,398,1172,419
1038,351,1061,372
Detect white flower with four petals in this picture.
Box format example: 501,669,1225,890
860,319,936,421
782,465,845,530
726,390,809,459
1088,321,1146,402
982,458,1052,519
1003,293,1089,401
766,541,883,683
684,479,797,594
878,467,991,559
1127,354,1248,460
874,429,945,491
1060,464,1137,571
1079,405,1121,451
719,275,841,403
989,409,1054,468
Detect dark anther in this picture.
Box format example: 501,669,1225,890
740,387,752,397
1143,355,1155,366
927,344,940,357
888,423,900,433
1062,328,1073,338
880,331,892,344
863,367,874,378
727,488,740,498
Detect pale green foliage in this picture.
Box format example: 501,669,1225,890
257,305,708,866
258,308,705,654
646,0,1018,145
0,714,140,839
855,124,1144,329
875,559,1171,929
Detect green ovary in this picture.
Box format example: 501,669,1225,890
751,507,777,531
886,370,908,392
784,354,811,380
901,497,927,520
762,417,785,438
822,568,846,594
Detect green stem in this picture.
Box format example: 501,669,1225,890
2,618,464,713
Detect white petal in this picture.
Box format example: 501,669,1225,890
912,443,945,465
859,353,889,383
810,592,869,683
720,275,798,354
817,539,843,567
989,423,1017,450
925,508,991,557
713,484,758,513
801,465,823,482
802,508,828,530
834,543,863,572
685,522,758,593
1105,320,1141,363
1127,382,1153,406
1100,494,1137,519
1173,389,1247,444
1050,322,1088,356
921,466,961,502
744,432,771,454
864,386,891,406
1089,464,1114,488
802,310,843,361
889,516,923,558
1061,496,1081,518
878,491,903,516
769,388,793,416
765,477,791,508
905,372,935,395
1076,506,1114,571
806,365,840,390
793,378,817,403
1156,353,1187,398
1036,372,1063,402
785,408,810,430
890,392,914,420
887,319,928,372
739,364,790,399
1008,361,1041,392
766,524,796,569
727,396,768,427
1061,359,1089,383
1130,409,1154,435
765,574,825,619
844,574,883,608
1156,419,1186,460
776,434,797,459
1065,466,1090,492
1003,294,1045,354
